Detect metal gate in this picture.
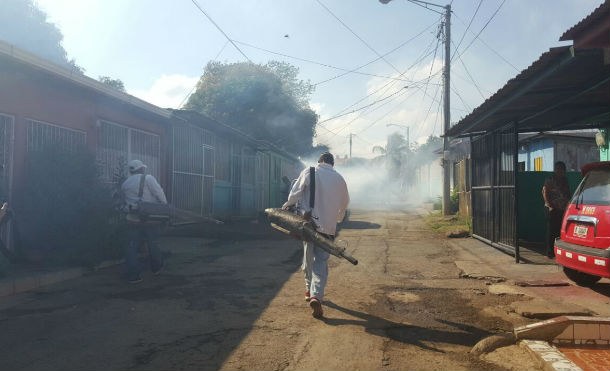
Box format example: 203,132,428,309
471,125,519,259
172,124,215,216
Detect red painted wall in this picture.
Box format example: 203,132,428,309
0,58,170,199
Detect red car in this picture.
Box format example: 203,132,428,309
554,161,610,286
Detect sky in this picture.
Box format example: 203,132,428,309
35,0,602,158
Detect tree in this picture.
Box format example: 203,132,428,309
0,0,82,72
185,61,319,156
98,76,126,92
372,132,410,180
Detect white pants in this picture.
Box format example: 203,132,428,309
302,241,330,300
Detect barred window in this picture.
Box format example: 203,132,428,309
96,120,160,183
26,119,86,153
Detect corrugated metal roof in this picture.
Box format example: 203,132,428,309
560,0,610,41
446,46,610,137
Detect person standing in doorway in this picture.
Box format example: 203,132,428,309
121,160,167,283
542,161,570,258
282,152,350,318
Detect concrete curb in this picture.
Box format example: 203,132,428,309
514,317,610,371
520,340,583,371
0,258,124,298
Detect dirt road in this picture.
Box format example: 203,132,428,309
0,210,539,370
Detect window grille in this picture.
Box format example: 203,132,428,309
26,119,86,153
96,120,160,183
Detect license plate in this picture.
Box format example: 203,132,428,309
573,224,588,238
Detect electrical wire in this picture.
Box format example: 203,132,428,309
315,0,411,79
453,12,518,72
406,0,445,15
313,19,439,86
451,0,482,62
189,0,252,63
317,87,409,125
453,0,507,61
450,84,471,112
232,39,409,83
178,40,230,109
451,41,486,100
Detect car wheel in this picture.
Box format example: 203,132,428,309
563,267,602,287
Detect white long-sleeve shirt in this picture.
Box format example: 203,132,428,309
284,163,349,236
121,173,167,207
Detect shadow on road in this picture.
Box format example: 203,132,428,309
322,301,490,352
591,282,610,297
0,231,304,371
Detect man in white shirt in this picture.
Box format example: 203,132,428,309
282,152,350,318
121,159,167,283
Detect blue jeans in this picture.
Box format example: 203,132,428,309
125,223,163,280
302,233,334,300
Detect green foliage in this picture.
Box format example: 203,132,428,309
450,188,459,214
185,61,318,156
424,210,471,235
14,148,123,268
98,76,126,92
0,0,83,72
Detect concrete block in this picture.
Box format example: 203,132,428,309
0,280,14,297
600,324,609,341
13,275,40,294
519,340,583,371
573,323,599,340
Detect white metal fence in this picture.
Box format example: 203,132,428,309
96,120,160,183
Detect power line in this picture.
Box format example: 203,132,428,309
450,84,471,112
453,11,518,72
189,0,252,63
406,0,445,15
454,0,507,60
313,19,439,86
356,86,423,135
315,0,408,79
321,85,413,138
329,33,440,120
451,0,482,61
318,87,409,125
317,70,442,140
178,40,230,109
451,40,486,100
232,40,409,83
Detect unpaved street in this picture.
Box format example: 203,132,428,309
0,210,538,370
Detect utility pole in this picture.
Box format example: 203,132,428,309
379,0,451,214
349,133,353,159
442,4,451,216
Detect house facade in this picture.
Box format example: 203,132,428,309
517,133,599,172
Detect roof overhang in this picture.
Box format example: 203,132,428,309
0,40,171,119
560,0,610,49
446,46,610,137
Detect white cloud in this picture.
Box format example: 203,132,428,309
130,74,199,109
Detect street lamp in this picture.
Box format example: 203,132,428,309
380,0,452,216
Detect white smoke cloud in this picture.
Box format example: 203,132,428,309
130,74,199,109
